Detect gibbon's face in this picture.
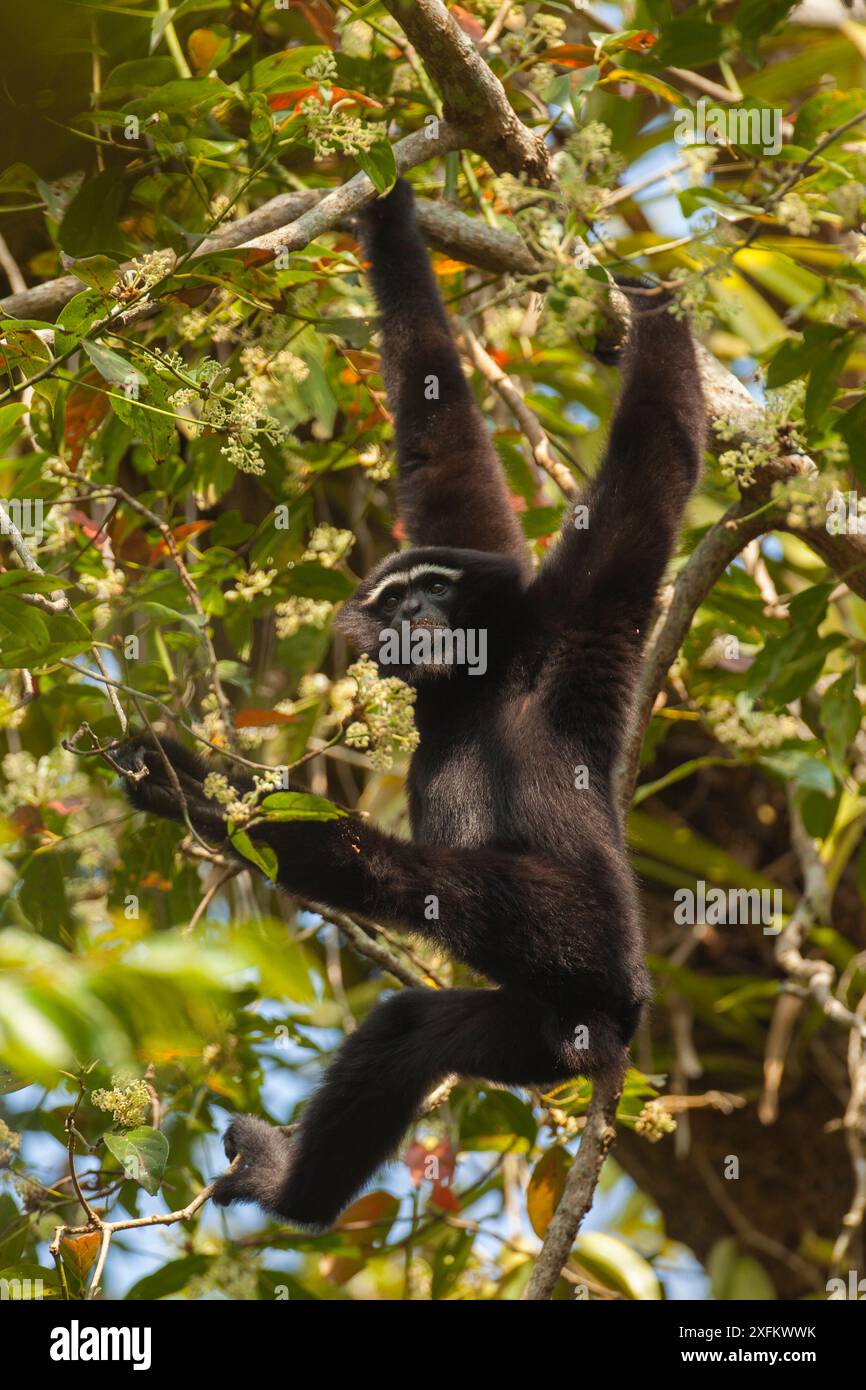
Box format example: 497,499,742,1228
336,546,523,683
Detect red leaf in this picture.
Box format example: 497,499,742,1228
451,5,485,42
429,1182,461,1213
64,374,109,468
289,0,338,47
68,509,109,548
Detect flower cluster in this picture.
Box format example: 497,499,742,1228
225,567,278,604
302,524,354,567
335,655,419,770
0,749,88,814
168,359,287,476
111,250,175,303
357,443,392,481
775,193,816,237
192,690,230,749
240,342,309,409
555,123,626,220
91,1074,151,1128
635,1100,677,1143
0,1117,21,1167
275,596,334,639
708,698,804,751
203,764,284,825
501,10,566,60
301,101,380,160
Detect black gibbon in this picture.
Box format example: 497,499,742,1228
113,178,705,1228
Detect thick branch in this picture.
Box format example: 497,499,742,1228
617,498,774,803
522,1067,623,1299
381,0,551,182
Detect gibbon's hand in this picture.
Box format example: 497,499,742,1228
112,734,237,839
113,733,340,890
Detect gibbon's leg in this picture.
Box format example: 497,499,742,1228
360,179,530,570
534,281,705,639
212,988,625,1227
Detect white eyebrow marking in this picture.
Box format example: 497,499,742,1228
361,564,463,607
362,570,411,606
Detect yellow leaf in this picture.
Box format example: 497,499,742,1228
527,1146,570,1239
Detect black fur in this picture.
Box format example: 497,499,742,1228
114,180,704,1229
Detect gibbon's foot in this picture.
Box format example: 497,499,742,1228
361,173,414,228
212,1114,334,1229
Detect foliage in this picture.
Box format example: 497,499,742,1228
0,0,864,1301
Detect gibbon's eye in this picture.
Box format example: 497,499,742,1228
428,580,448,596
381,593,400,613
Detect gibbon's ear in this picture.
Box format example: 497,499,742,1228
332,588,380,657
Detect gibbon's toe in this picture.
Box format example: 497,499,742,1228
221,1113,279,1163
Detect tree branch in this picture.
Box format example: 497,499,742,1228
380,0,551,183
521,1067,623,1299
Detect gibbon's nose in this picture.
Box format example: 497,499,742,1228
401,593,423,619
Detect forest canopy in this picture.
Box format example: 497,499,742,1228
0,0,865,1303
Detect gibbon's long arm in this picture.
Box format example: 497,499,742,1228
116,739,634,1005
535,284,705,643
360,180,530,570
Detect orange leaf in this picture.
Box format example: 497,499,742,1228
527,1146,571,1239
429,1182,461,1213
61,1232,101,1281
188,27,223,75
234,709,299,728
67,509,109,548
337,1190,400,1245
433,255,470,275
537,43,596,67
141,872,172,891
149,519,212,560
269,85,382,112
319,1254,364,1284
405,1138,456,1188
615,30,657,52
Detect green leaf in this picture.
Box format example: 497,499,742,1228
821,665,860,779
356,140,397,195
0,1264,61,1299
281,563,355,602
59,171,131,257
760,751,836,797
103,1127,169,1196
125,1254,213,1300
108,370,176,461
767,325,850,390
230,830,279,882
260,791,346,822
460,1091,537,1153
82,341,146,390
573,1231,662,1300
